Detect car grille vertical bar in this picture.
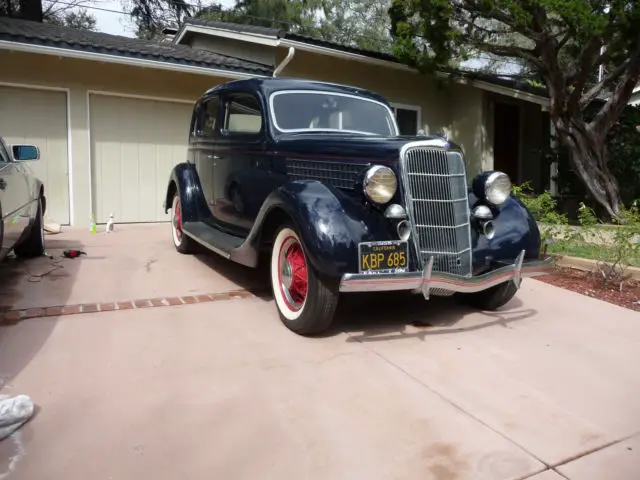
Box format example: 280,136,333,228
400,143,472,277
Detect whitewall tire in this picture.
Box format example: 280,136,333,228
171,193,195,254
270,225,339,335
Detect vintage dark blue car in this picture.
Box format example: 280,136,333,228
0,135,46,262
164,78,552,335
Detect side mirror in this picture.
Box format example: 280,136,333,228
12,145,40,161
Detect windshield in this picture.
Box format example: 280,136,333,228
269,91,398,136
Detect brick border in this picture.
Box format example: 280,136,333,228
0,288,266,325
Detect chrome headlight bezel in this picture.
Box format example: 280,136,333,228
363,165,397,205
484,171,512,205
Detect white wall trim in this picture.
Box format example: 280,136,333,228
176,24,279,47
390,102,422,135
0,81,73,225
455,79,549,107
87,90,195,105
0,40,265,80
66,89,74,224
86,90,93,221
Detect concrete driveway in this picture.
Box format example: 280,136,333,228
0,224,638,480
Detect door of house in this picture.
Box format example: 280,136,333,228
493,102,520,182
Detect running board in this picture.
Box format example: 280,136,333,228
182,221,245,259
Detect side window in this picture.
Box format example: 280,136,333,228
224,94,262,135
196,96,220,138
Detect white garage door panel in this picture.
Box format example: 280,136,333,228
90,95,192,224
0,86,70,225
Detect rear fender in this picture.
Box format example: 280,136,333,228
163,163,210,223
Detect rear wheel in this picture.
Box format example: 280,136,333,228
171,193,196,254
457,281,518,311
270,225,339,335
14,197,44,259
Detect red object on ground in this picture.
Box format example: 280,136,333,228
63,250,86,259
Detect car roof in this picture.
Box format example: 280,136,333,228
201,78,391,106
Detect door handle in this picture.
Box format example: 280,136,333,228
207,155,221,160
0,178,6,190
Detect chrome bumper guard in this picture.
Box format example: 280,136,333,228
339,250,553,299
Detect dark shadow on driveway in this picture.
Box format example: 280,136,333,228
193,249,272,300
0,235,86,393
324,291,536,342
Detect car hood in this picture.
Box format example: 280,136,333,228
272,133,456,164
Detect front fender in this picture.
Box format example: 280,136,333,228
248,181,396,278
163,162,209,223
471,193,542,270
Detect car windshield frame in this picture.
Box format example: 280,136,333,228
268,90,399,136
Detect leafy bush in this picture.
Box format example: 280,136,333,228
569,202,640,289
512,182,569,248
514,183,640,289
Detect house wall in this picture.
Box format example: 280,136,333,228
275,48,451,138
188,34,275,66
0,50,228,226
447,84,490,177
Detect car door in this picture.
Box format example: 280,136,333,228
212,91,269,235
0,138,31,251
192,94,222,222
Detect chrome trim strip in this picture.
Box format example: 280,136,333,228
339,251,553,297
268,90,399,136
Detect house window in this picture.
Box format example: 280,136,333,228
391,104,421,135
225,94,262,134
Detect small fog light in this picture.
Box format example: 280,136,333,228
384,203,407,219
482,220,496,240
473,204,493,220
397,220,412,241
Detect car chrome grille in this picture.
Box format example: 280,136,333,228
285,158,368,190
400,144,472,277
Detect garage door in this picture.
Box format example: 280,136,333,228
0,85,70,225
90,94,193,223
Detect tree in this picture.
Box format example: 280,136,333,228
389,0,640,218
45,6,97,30
121,0,194,39
1,0,97,30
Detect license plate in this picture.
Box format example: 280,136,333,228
358,241,409,274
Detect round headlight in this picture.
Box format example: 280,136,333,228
485,171,512,205
363,165,397,204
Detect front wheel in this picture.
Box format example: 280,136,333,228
457,281,518,311
14,197,44,259
171,193,196,254
270,225,339,335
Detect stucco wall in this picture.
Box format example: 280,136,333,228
447,84,491,177
276,49,451,137
0,50,229,226
189,34,275,66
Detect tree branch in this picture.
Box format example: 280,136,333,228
591,52,640,138
579,58,630,109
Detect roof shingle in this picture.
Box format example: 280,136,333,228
0,17,272,75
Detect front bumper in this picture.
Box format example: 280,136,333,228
339,250,553,299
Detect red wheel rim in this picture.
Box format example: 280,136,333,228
278,236,308,311
173,198,183,241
